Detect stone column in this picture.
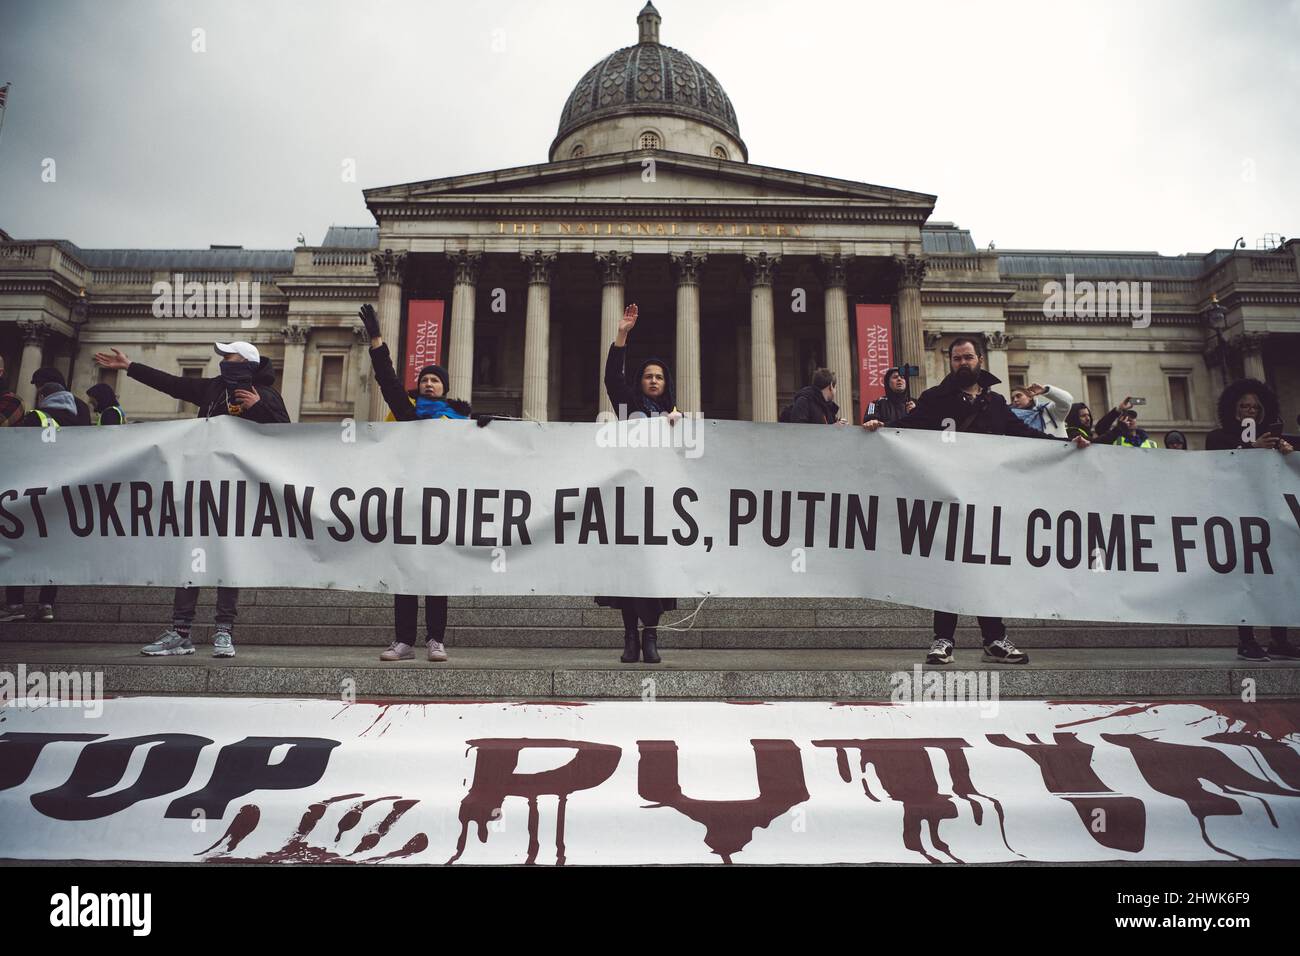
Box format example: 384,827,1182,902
16,320,52,409
817,254,853,400
521,251,556,422
894,254,928,393
744,253,780,422
446,251,482,403
596,251,630,415
670,251,706,413
350,325,370,422
1239,331,1268,382
278,325,308,422
369,249,407,421
983,331,1011,396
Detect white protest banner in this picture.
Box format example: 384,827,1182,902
1,417,1298,625
1,697,1297,864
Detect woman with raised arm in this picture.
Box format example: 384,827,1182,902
359,303,479,663
596,303,680,664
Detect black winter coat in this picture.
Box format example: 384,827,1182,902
369,343,471,421
786,385,840,424
897,369,1061,439
127,357,290,422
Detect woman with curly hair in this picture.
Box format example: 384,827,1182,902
1205,378,1296,662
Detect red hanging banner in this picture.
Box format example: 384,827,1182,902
854,304,894,424
403,300,446,391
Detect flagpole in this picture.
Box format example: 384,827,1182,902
0,84,10,150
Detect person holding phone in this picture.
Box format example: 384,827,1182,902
94,340,290,658
1205,378,1296,661
596,303,680,664
861,367,915,427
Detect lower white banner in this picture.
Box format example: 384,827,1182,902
1,697,1298,863
3,417,1299,625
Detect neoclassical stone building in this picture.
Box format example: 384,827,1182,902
3,3,1297,444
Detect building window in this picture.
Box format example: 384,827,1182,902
570,144,585,159
1168,375,1191,420
639,130,661,150
712,145,728,160
179,364,208,414
1085,374,1109,414
1008,367,1028,390
474,337,499,387
319,354,345,403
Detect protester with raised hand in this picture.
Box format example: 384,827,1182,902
597,303,679,664
1204,378,1296,662
1009,382,1073,436
864,336,1089,667
94,340,289,658
1111,409,1158,448
359,303,474,663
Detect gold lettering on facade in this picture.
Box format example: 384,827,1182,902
559,223,572,235
637,223,651,235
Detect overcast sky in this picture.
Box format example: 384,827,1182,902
1,0,1297,255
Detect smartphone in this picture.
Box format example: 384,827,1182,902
1128,397,1147,406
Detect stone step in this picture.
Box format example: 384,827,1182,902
2,644,1295,700
0,620,1235,648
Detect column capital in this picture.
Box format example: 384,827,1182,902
894,253,928,290
448,250,482,286
1237,330,1269,354
743,251,781,287
372,248,408,285
596,250,632,285
280,324,309,346
816,253,852,288
669,251,707,286
18,319,53,346
351,324,370,342
523,250,557,285
984,330,1010,351
924,330,945,349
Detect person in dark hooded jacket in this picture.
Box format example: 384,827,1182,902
1203,379,1296,662
30,367,91,425
94,342,287,423
598,303,680,665
1163,430,1189,450
784,368,845,425
3,383,79,623
1064,402,1123,444
862,367,914,427
86,382,126,425
359,304,475,663
93,340,290,660
865,337,1090,667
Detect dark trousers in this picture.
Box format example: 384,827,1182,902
934,610,1005,645
1238,626,1287,649
621,605,662,631
172,586,239,629
395,594,448,644
6,585,57,606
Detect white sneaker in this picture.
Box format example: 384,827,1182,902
427,640,448,662
0,605,26,623
213,630,236,658
381,641,414,661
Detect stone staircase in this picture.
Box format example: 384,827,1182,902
6,586,1296,701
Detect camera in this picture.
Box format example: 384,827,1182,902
900,364,920,378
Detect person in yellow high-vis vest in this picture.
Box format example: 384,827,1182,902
3,384,80,624
86,383,126,425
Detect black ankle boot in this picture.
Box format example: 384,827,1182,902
640,628,661,664
620,628,641,663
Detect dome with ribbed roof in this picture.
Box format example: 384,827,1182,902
550,3,747,162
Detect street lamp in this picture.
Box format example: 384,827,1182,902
67,288,89,391
1204,294,1229,382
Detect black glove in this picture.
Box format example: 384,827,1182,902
358,304,381,340
475,414,494,428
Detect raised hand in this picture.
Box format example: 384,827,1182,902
359,304,381,343
619,304,638,335
94,348,130,370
